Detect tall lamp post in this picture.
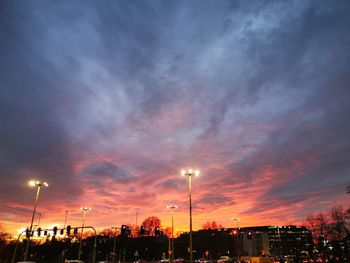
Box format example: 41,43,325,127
24,180,48,261
36,212,42,228
167,205,177,263
181,169,199,263
63,210,69,229
231,217,240,259
78,207,91,261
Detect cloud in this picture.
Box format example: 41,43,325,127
82,161,134,183
0,0,349,233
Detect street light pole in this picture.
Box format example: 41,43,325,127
231,218,240,260
24,180,48,261
78,207,91,261
36,212,42,228
181,169,199,263
135,211,140,237
111,227,119,263
167,205,177,263
63,210,68,229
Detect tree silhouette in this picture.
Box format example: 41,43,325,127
0,224,8,262
306,206,350,262
141,216,161,230
201,221,222,230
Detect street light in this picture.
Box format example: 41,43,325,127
111,226,119,263
181,169,199,263
231,217,240,260
167,205,178,263
24,180,48,261
78,207,91,261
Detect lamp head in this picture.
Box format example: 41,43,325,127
28,180,49,187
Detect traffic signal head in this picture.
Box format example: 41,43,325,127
121,225,126,234
66,225,71,236
140,225,146,235
73,228,78,235
53,226,58,235
121,225,131,236
60,229,64,235
247,231,252,239
25,228,30,238
37,227,42,236
154,227,160,236
44,230,48,236
232,230,238,236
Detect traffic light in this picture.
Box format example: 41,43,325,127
25,228,30,238
121,225,127,235
60,229,64,235
53,226,58,235
154,227,160,236
232,229,238,236
247,231,252,239
74,228,78,235
239,232,244,239
37,227,41,236
44,230,48,236
66,225,71,236
140,225,146,235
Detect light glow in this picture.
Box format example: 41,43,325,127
166,205,178,209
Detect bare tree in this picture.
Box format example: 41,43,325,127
329,206,350,240
0,224,9,262
306,212,330,243
306,206,350,261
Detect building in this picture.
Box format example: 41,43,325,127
178,225,313,261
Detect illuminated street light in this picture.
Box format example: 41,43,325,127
24,180,48,261
78,207,91,261
167,205,178,263
181,169,199,263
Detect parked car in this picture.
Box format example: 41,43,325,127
217,256,233,263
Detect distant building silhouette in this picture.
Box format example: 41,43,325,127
178,225,313,260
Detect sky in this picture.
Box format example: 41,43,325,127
1,0,350,236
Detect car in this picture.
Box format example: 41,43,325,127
195,259,211,263
217,256,233,263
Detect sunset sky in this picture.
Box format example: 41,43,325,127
1,0,350,236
